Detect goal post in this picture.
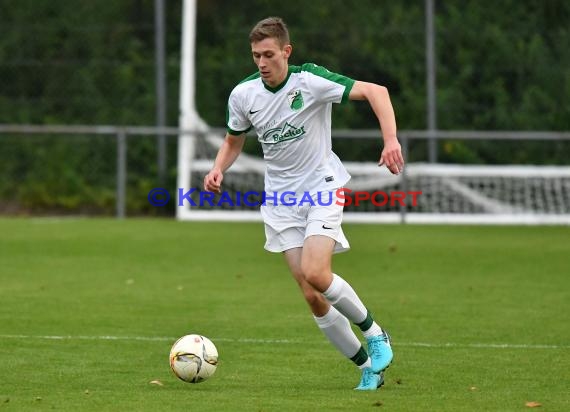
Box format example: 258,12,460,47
176,0,208,221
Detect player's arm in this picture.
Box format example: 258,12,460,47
203,133,246,193
349,80,404,174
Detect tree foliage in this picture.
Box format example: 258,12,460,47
0,0,567,129
0,0,568,213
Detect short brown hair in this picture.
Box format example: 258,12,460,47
249,17,290,47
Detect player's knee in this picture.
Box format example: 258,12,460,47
300,261,327,290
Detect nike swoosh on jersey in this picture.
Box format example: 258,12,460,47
249,108,263,114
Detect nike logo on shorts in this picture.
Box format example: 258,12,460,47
322,224,334,230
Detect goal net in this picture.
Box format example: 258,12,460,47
176,128,570,225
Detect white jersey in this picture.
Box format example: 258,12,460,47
226,63,355,197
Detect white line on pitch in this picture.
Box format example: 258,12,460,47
0,334,567,349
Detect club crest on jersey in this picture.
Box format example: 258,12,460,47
287,89,304,110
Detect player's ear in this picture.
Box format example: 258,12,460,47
283,44,292,58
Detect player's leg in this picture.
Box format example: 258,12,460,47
261,201,386,389
320,269,393,373
282,245,380,389
302,200,393,373
282,246,329,316
297,235,385,389
262,213,363,359
283,248,369,362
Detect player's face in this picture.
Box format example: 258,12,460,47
251,38,291,87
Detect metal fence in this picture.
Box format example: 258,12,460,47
2,124,570,219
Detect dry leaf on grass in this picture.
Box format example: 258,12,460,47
525,401,542,408
149,380,164,386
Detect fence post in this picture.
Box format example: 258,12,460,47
116,130,127,219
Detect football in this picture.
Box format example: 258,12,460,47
169,334,219,383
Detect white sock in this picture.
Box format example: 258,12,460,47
313,306,362,360
362,323,383,339
322,273,368,324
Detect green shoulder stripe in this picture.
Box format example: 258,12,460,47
300,63,355,104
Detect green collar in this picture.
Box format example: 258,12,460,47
262,67,292,93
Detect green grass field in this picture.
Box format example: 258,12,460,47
0,218,568,411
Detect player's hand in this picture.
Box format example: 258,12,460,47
378,139,404,175
204,169,223,194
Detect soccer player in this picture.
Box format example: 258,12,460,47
204,17,404,390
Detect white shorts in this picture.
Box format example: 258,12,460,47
260,191,350,254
